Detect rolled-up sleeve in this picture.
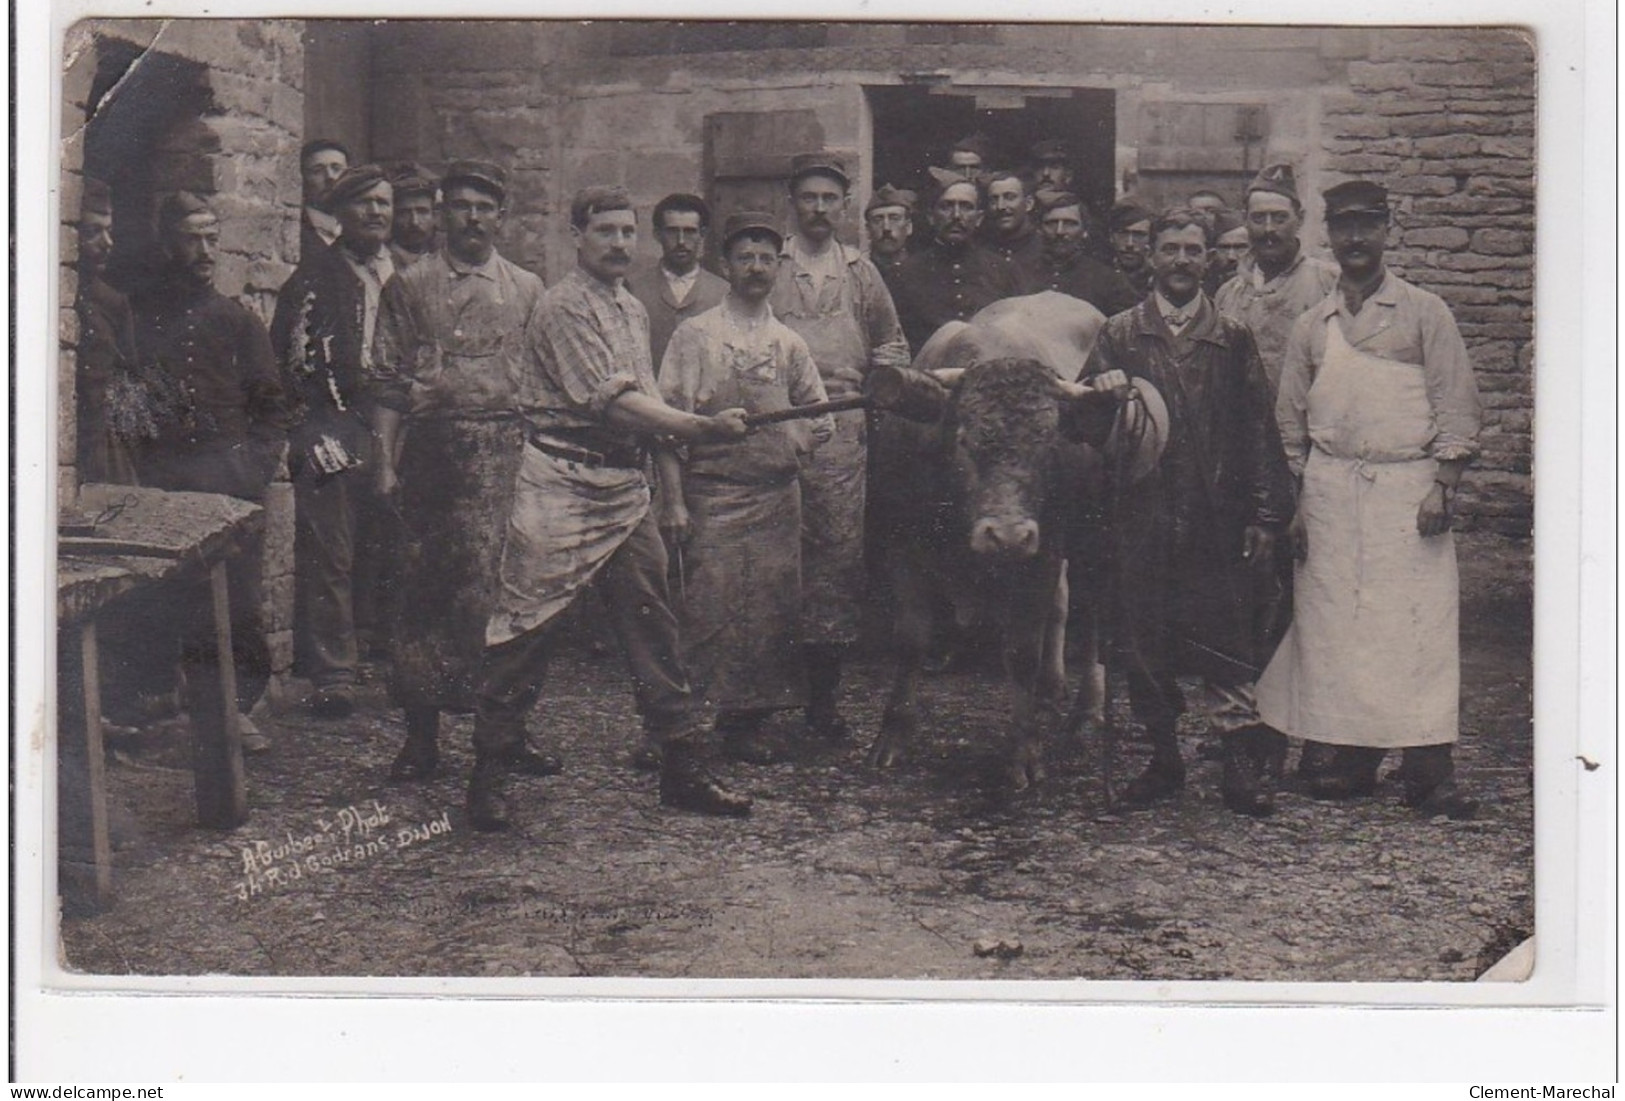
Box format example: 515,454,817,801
1275,311,1318,480
532,295,642,418
1419,294,1483,462
657,321,702,414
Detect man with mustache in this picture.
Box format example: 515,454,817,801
368,161,552,789
73,176,140,486
1209,210,1250,289
1034,189,1138,317
628,193,728,372
129,192,291,750
468,184,755,829
891,176,1019,353
271,165,398,719
385,163,438,271
1069,207,1295,818
1030,139,1075,195
1258,180,1483,820
769,154,910,742
983,168,1046,292
1214,163,1338,394
863,183,915,294
656,212,833,762
299,139,350,260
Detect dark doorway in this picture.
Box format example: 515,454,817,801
866,84,1116,216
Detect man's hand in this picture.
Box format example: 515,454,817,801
1286,510,1308,562
823,365,866,398
1241,525,1275,574
702,407,750,442
659,499,692,546
376,463,400,500
1092,369,1133,399
1417,483,1453,537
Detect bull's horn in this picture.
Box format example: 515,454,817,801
1046,375,1094,401
926,367,966,389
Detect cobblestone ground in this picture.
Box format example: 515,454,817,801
57,533,1533,982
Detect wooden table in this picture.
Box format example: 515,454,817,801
57,483,264,912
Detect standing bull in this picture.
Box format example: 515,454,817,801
866,292,1151,789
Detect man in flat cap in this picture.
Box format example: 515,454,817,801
299,139,350,260
271,164,398,718
1034,190,1139,318
982,168,1046,292
471,183,754,829
770,153,910,741
129,191,291,747
891,174,1019,353
386,163,438,270
72,176,140,486
368,159,553,787
1030,139,1075,194
1069,206,1295,818
1259,179,1483,819
656,211,833,763
1215,163,1338,394
1209,210,1250,291
863,183,916,293
1108,200,1156,298
628,192,728,371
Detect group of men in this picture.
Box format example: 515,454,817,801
71,127,1483,835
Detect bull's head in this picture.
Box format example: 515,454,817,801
948,357,1064,560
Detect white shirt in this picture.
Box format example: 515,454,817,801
340,246,395,370
661,263,701,306
1154,290,1198,334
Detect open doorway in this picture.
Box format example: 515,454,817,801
866,84,1115,216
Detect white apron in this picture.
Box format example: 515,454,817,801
1257,318,1460,747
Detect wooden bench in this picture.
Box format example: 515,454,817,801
57,483,265,912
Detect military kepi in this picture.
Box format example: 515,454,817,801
865,183,917,216
720,210,784,251
1323,179,1389,218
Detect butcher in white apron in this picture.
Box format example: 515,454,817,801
1258,178,1483,819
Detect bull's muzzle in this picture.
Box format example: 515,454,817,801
970,516,1041,559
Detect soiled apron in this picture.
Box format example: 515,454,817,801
775,266,871,646
1257,320,1459,747
485,442,650,646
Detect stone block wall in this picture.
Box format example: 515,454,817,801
1323,29,1535,536
59,19,306,698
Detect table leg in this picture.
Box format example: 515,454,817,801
58,619,113,911
190,560,248,828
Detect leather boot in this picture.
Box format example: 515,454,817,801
1296,739,1337,785
1121,728,1185,807
804,644,849,740
501,741,564,777
660,735,752,817
389,707,441,783
1399,745,1479,820
1220,726,1279,818
466,756,511,832
1306,746,1381,801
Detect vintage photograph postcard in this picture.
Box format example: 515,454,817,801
13,0,1612,1082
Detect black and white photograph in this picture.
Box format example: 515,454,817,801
13,0,1613,1083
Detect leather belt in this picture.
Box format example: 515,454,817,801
529,431,645,470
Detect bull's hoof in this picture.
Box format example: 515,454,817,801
868,738,909,769
1007,743,1046,791
1120,758,1185,807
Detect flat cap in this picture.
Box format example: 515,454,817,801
1108,201,1153,232
1030,139,1071,164
1323,179,1389,218
386,162,438,200
1036,189,1083,214
327,164,392,208
300,138,350,165
442,159,508,203
157,190,214,231
789,152,849,189
720,210,784,251
81,176,113,216
1248,162,1300,203
865,184,917,216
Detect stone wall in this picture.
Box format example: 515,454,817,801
1323,29,1535,535
60,18,306,698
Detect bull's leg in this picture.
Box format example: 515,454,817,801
1037,565,1069,719
1002,623,1049,791
870,559,932,770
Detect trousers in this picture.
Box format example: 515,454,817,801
294,466,364,688
472,511,694,755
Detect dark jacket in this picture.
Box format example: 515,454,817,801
1070,294,1294,680
129,268,288,501
985,220,1047,294
1038,250,1140,318
270,241,379,482
75,275,141,485
890,238,1020,352
625,256,729,373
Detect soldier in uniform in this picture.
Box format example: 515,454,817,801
863,183,916,294
890,175,1019,353
1034,189,1139,318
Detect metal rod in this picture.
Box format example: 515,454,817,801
742,394,872,428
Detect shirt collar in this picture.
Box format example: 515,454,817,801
570,263,630,302
783,235,856,269
1321,265,1394,318
1243,246,1306,289
1135,293,1223,344
447,250,502,281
